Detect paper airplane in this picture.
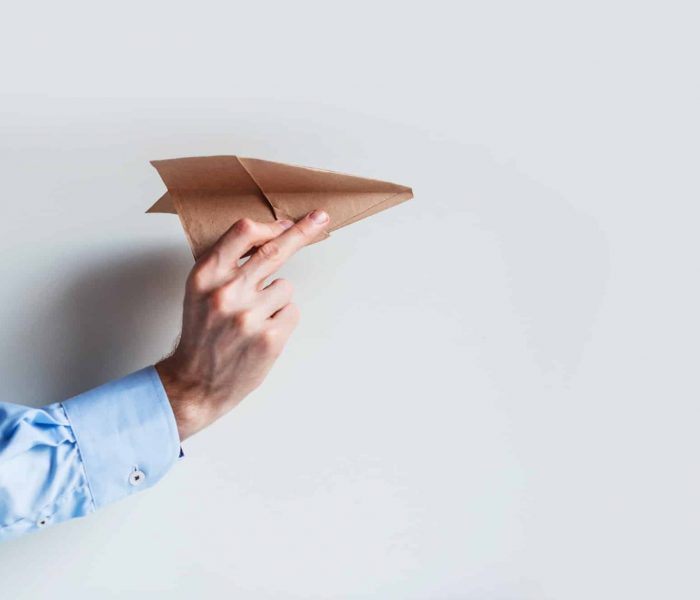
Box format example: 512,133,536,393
147,156,413,259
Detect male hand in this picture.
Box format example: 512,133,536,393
156,209,330,440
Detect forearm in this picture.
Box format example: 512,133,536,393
1,211,326,542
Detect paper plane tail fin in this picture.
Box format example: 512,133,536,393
146,192,176,214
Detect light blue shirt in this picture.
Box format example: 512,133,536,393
0,366,181,542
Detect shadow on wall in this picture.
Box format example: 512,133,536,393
24,247,192,407
3,102,610,407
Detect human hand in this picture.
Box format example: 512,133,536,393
155,210,330,440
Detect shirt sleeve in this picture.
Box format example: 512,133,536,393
0,366,182,542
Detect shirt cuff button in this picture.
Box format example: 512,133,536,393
128,468,146,486
37,516,50,528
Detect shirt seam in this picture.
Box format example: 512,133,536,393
59,402,98,513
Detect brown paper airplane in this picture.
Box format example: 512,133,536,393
147,156,413,259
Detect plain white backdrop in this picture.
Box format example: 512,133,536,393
0,1,698,598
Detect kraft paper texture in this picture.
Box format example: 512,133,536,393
148,156,413,259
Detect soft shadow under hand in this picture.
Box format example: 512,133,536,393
29,247,192,406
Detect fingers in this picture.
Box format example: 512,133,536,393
252,302,300,361
255,278,295,319
269,301,301,330
241,210,330,283
218,218,295,264
190,218,294,293
190,210,329,295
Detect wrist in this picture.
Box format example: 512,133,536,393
155,358,209,441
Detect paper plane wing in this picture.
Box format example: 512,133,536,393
147,156,413,259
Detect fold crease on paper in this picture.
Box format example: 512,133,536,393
148,155,413,259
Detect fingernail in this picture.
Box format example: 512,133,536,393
309,210,329,224
278,220,294,230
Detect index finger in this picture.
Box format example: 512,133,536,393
191,218,294,293
242,210,330,282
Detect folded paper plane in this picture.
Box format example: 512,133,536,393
147,156,413,259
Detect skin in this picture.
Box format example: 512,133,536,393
155,209,330,441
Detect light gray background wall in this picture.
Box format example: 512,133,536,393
0,1,698,598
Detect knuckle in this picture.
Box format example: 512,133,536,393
274,278,294,296
209,288,230,315
232,218,256,237
255,329,280,353
232,309,256,333
258,240,282,261
187,265,209,294
295,220,316,240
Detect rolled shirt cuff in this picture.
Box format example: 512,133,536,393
62,366,181,509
